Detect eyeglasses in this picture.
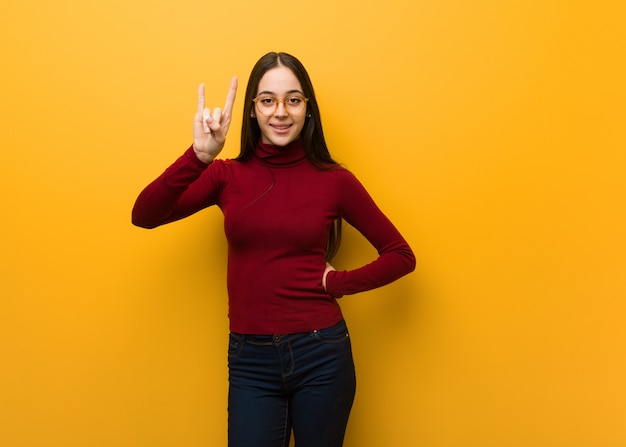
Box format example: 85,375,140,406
252,95,309,116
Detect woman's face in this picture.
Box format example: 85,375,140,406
254,66,307,147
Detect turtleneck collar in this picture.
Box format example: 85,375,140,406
255,138,307,166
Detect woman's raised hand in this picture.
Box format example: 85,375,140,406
193,77,238,163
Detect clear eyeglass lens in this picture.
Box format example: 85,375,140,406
255,96,307,115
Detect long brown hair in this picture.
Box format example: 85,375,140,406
237,52,342,261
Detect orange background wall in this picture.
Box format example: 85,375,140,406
2,1,625,446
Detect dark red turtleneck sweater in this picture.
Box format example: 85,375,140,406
132,139,415,334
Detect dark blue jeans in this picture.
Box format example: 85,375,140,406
227,319,357,447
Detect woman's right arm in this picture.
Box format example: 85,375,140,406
131,78,238,229
131,147,215,228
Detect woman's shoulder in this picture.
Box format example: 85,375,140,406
207,157,245,171
320,164,358,182
204,157,270,183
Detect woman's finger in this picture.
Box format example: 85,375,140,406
223,77,238,117
197,84,206,115
207,107,224,138
202,108,211,133
212,107,222,124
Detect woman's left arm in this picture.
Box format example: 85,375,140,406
324,171,416,298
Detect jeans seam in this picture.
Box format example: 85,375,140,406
279,342,295,379
281,400,290,447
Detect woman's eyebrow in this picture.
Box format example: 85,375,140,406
257,89,305,96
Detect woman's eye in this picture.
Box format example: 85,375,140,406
287,97,302,104
260,97,275,105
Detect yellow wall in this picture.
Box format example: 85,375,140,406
2,1,625,446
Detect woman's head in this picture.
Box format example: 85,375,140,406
239,52,335,167
251,65,308,147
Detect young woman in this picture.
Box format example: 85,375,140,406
132,52,415,447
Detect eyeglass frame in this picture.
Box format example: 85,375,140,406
252,95,310,116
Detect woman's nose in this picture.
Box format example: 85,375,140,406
274,101,288,117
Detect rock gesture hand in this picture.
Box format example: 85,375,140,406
193,77,238,163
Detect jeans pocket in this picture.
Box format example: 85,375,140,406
313,320,350,344
228,333,244,358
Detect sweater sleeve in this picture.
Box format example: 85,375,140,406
324,171,416,298
131,146,220,229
